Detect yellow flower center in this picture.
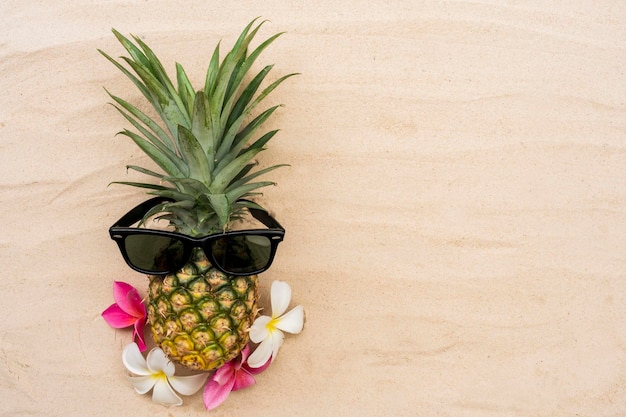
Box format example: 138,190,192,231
153,370,167,381
266,317,279,332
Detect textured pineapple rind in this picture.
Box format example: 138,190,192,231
147,249,259,371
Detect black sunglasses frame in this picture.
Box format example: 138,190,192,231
109,197,285,276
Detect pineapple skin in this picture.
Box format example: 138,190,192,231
147,249,259,371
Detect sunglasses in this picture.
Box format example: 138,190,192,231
109,197,285,276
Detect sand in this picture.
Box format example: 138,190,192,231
1,1,625,416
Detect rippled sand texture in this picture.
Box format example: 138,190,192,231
1,1,625,416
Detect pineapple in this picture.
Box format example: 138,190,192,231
101,19,295,370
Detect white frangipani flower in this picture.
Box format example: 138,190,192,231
247,280,304,368
122,343,207,406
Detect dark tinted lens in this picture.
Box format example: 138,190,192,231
210,234,272,274
124,234,185,273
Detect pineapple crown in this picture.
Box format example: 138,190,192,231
100,19,296,236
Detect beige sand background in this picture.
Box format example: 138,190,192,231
1,1,625,416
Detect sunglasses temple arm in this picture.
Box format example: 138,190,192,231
112,197,283,230
111,197,174,227
239,199,285,230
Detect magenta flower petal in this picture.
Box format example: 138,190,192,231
103,281,147,350
239,345,251,363
102,303,136,328
203,372,236,411
231,369,256,391
202,345,265,409
133,316,147,351
212,362,235,386
113,281,145,318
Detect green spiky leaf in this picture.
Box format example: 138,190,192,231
177,125,211,185
210,147,264,193
116,129,187,178
176,63,195,116
126,165,167,179
207,194,230,227
107,92,176,152
103,19,295,235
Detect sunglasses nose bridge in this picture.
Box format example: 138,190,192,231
195,236,218,263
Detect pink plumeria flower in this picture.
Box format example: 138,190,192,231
102,281,147,351
123,343,208,406
247,280,304,368
203,345,270,410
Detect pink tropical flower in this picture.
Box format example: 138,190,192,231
203,345,271,410
102,281,147,351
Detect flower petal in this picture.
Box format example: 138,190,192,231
249,315,271,343
133,317,147,351
113,281,145,318
203,372,236,410
112,281,134,302
244,355,272,375
247,336,276,369
127,375,156,394
212,362,235,386
125,289,146,318
152,378,182,406
270,330,285,362
169,373,209,396
146,347,175,376
122,343,150,376
102,304,135,328
239,345,251,364
275,305,304,334
270,280,292,317
232,369,256,391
